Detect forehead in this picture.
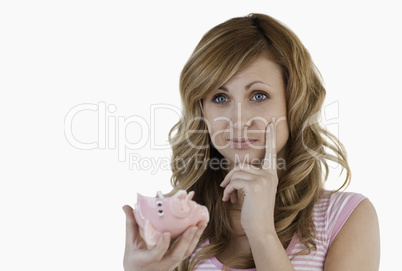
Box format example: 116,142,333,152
222,55,283,88
233,55,281,80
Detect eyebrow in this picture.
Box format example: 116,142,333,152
218,80,271,92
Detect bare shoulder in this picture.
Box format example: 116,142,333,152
324,199,380,271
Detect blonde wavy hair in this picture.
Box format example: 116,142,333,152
168,13,351,270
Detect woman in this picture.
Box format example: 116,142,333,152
123,13,380,270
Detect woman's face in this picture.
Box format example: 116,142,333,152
202,54,289,169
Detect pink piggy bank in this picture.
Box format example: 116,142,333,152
133,190,209,246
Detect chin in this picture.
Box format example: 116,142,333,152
221,150,265,167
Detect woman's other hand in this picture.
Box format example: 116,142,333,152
122,205,207,271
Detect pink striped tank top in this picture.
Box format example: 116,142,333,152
192,190,367,271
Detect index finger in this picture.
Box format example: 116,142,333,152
262,118,277,171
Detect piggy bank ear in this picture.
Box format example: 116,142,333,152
174,190,187,200
186,191,194,201
143,220,161,247
156,191,164,199
170,190,191,218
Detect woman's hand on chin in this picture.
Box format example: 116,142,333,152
220,119,279,236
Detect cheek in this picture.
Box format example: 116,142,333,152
203,109,227,141
206,119,228,146
275,119,289,152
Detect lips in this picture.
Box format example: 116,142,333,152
229,138,256,142
227,138,257,149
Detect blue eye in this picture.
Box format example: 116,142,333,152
213,95,228,104
251,93,267,102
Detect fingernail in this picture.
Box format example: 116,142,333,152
190,227,197,235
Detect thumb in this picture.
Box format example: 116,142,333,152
122,205,140,247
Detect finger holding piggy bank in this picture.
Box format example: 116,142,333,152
133,190,210,247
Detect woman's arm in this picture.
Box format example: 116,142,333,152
324,199,380,271
247,231,294,271
221,120,294,270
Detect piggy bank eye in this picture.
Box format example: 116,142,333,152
156,201,163,207
157,210,164,216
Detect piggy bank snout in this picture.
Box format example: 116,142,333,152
200,205,210,222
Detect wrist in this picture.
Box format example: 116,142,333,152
246,227,278,244
243,218,276,237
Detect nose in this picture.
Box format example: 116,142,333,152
231,102,253,129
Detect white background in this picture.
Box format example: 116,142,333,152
1,0,400,270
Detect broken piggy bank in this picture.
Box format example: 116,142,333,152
133,190,209,247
